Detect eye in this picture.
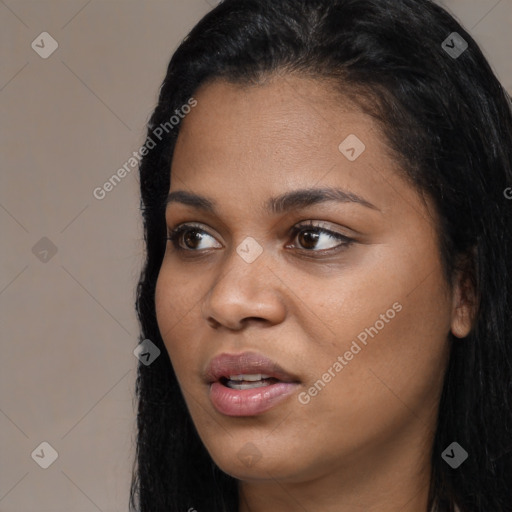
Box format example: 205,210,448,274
287,221,354,252
166,221,354,255
166,223,222,251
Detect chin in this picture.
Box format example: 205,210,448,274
208,444,309,483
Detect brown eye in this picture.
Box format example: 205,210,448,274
167,224,222,251
289,222,354,252
182,229,205,249
297,229,321,250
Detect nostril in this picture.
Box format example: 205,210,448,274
206,317,221,329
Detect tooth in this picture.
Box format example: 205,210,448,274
226,380,272,390
228,374,271,382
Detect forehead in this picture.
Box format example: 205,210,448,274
168,75,430,225
176,75,376,150
173,77,385,173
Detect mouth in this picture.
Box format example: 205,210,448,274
205,352,300,416
219,374,280,390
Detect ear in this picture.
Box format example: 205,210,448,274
450,253,477,339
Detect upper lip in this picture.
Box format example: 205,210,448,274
204,351,300,384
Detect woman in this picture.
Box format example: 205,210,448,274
130,0,512,510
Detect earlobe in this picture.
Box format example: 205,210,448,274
451,302,473,338
450,264,477,339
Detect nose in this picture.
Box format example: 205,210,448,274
201,243,287,330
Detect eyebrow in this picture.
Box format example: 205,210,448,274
165,187,380,214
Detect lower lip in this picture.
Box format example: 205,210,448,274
209,381,299,416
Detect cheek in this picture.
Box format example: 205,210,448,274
154,264,210,383
154,269,176,345
297,234,451,379
155,262,204,335
301,252,452,428
154,266,192,361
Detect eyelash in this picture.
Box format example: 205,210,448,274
166,221,354,255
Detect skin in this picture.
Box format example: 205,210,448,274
155,74,473,512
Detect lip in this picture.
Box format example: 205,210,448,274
205,351,299,383
205,351,300,416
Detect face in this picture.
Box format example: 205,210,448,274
155,75,470,488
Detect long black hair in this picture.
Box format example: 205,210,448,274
130,1,512,510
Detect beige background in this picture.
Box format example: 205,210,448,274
1,1,511,511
